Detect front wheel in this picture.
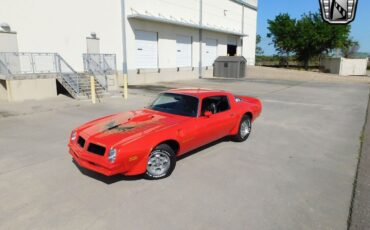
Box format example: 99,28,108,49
144,144,176,180
232,115,252,142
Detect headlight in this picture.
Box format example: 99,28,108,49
108,148,117,163
71,130,77,141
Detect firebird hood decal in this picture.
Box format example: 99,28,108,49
103,115,159,134
105,123,136,132
77,109,186,146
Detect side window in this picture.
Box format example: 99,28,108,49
201,96,230,115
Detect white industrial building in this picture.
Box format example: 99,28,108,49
0,0,258,85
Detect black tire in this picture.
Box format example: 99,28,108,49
232,114,252,142
144,144,176,180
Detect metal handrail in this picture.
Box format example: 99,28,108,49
56,54,80,95
83,53,116,74
0,52,82,96
0,59,11,75
83,53,117,91
83,55,106,90
0,52,59,75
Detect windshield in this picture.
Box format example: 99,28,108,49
148,93,199,117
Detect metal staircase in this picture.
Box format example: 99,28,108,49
78,73,109,100
84,57,108,91
83,53,117,98
0,52,116,100
55,54,86,99
57,55,111,100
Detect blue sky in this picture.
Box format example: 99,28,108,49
257,0,370,55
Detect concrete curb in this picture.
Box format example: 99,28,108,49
348,87,370,230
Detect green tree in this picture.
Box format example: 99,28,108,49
267,13,296,58
256,34,264,56
267,12,351,70
294,12,350,69
341,38,360,58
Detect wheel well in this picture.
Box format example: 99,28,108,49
157,140,180,154
244,112,253,120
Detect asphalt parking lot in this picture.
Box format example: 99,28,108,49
0,77,369,230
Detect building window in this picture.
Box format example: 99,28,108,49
227,45,237,56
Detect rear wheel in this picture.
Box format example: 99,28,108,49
144,144,176,180
232,115,252,142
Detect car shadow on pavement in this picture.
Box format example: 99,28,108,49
128,85,173,93
72,159,143,184
177,136,231,161
72,136,231,184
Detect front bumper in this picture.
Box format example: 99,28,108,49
69,144,124,176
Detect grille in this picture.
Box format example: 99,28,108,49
77,136,85,148
87,143,106,156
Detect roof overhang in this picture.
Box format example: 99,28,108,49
127,14,248,37
231,0,258,10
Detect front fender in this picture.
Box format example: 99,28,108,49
123,132,181,176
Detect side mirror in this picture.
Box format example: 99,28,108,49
204,111,212,118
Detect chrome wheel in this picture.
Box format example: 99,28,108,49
147,150,171,177
240,119,251,138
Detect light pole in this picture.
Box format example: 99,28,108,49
199,0,203,79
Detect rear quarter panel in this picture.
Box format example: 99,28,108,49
228,94,262,135
234,95,262,121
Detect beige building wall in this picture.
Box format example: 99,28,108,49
126,68,214,85
1,0,258,86
125,0,258,70
125,19,233,84
128,68,198,85
0,0,123,71
123,0,257,84
242,6,257,65
126,20,201,70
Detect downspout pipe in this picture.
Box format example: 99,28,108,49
121,0,128,75
198,0,203,79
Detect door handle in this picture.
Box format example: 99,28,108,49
230,113,235,117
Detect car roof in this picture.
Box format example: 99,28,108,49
165,88,229,97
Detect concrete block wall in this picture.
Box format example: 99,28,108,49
321,58,341,74
340,58,367,76
321,58,368,76
0,78,57,102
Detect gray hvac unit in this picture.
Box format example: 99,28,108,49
213,56,247,78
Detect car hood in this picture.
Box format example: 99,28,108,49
77,109,186,147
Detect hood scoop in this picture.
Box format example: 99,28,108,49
128,114,155,122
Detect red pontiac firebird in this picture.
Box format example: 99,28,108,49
68,89,262,179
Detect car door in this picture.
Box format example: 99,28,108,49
196,95,235,144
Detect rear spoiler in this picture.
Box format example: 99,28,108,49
236,95,261,107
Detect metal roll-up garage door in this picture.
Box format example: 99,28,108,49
135,31,158,69
176,35,192,67
204,38,217,67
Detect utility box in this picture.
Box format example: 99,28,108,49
213,56,246,78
